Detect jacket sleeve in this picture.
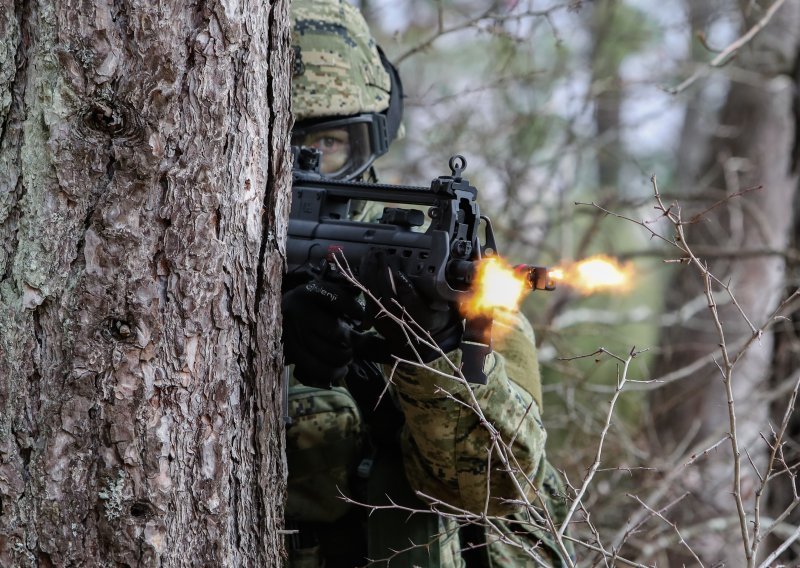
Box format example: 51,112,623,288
390,310,548,516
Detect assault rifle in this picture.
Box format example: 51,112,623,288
287,147,555,384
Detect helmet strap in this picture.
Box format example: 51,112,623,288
377,46,404,145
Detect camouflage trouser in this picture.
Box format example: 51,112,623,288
284,383,448,567
284,382,574,567
285,385,365,524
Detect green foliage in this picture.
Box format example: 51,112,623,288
591,0,659,76
365,0,800,563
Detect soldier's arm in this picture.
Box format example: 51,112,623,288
390,310,549,516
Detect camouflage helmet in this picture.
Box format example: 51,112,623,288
290,0,403,180
291,0,392,122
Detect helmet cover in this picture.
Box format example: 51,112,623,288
291,0,392,123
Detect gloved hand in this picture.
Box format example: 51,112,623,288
282,277,374,388
360,250,463,363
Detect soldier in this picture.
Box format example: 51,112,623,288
282,1,574,566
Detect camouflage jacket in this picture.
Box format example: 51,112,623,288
285,310,573,567
390,310,572,566
285,200,572,566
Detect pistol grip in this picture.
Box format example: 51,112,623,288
460,315,493,385
460,340,491,385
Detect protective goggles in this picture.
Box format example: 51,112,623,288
290,113,389,180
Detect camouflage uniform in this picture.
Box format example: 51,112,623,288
286,310,572,566
291,0,391,123
286,1,573,566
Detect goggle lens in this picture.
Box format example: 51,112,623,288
291,115,386,180
298,128,352,174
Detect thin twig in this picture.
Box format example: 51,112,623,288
757,524,800,568
750,375,800,558
558,348,637,538
667,0,790,94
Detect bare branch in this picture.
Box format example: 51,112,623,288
667,0,790,94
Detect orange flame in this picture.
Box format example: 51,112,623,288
550,254,634,295
461,256,530,318
460,254,634,323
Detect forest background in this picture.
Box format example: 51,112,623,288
1,0,799,565
361,0,800,565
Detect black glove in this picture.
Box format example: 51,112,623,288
282,277,376,388
360,250,463,363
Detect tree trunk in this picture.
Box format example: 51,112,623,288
588,0,623,194
766,155,800,560
650,0,800,564
0,1,292,566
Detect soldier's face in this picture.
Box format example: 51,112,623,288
298,128,351,174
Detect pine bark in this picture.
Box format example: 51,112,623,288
0,0,292,565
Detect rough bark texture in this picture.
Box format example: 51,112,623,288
0,0,292,565
651,0,800,564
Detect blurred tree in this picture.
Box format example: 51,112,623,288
649,0,800,564
588,0,651,193
765,99,800,561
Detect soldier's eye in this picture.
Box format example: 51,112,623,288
319,136,343,150
303,129,351,173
